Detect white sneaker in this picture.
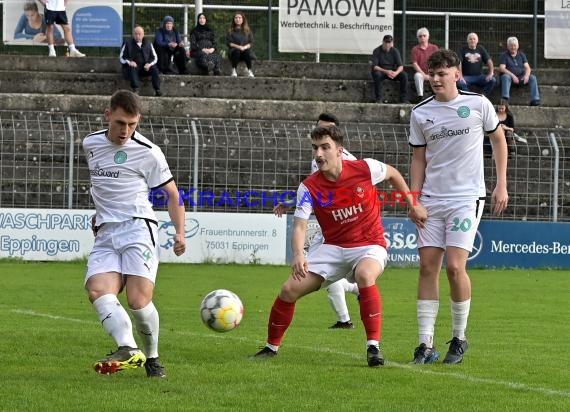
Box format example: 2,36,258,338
247,70,255,78
69,49,86,57
231,68,237,77
48,50,56,57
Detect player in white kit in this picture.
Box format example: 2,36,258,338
408,49,508,364
83,90,186,377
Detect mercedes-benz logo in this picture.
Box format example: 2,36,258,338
468,230,483,261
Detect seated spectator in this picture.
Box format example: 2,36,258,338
190,13,222,76
154,15,188,75
497,99,516,155
14,1,63,44
499,36,540,106
120,25,163,96
226,11,254,78
370,34,409,104
411,27,438,101
457,32,496,99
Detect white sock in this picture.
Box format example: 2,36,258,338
342,278,360,296
367,340,379,348
451,299,471,340
93,294,137,348
417,299,439,347
327,281,350,322
48,44,55,52
68,44,77,52
131,302,160,359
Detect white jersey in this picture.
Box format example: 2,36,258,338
83,129,173,226
311,148,356,173
45,0,66,11
409,91,499,200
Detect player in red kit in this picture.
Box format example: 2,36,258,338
253,125,427,366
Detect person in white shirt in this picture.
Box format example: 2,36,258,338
83,90,186,377
408,49,508,364
273,113,360,330
41,0,85,57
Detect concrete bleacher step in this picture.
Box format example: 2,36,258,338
1,92,568,129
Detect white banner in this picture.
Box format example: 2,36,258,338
3,0,123,47
545,0,570,59
278,0,394,54
0,209,287,265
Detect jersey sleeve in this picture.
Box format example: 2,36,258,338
409,111,427,147
364,159,388,185
482,97,500,133
293,183,313,220
310,159,318,174
342,149,357,160
145,147,174,188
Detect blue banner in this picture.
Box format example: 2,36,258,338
286,216,570,268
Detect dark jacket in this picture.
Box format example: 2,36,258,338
155,27,182,49
121,38,156,67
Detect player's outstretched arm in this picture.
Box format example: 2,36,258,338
164,180,187,256
488,127,509,215
385,163,427,228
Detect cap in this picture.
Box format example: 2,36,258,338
163,15,174,24
383,34,393,42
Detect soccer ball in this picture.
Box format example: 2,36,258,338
200,289,244,332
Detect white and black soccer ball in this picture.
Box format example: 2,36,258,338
200,289,244,332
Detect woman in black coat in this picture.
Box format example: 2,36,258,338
190,13,221,75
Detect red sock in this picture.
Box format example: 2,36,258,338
267,296,295,346
358,285,382,341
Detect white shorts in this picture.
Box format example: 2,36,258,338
306,243,388,288
85,218,160,284
417,196,485,252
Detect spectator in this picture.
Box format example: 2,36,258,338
226,11,254,78
154,15,188,75
497,98,520,155
457,32,497,99
120,25,163,96
499,36,540,106
14,1,63,44
411,27,438,101
41,0,85,57
371,34,410,104
190,13,222,76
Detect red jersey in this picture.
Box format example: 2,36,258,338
298,159,387,248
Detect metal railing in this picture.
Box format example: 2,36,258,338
1,110,568,222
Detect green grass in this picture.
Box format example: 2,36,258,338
1,262,569,411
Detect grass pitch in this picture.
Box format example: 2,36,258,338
1,261,569,411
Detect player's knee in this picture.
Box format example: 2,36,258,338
445,264,466,281
126,294,152,310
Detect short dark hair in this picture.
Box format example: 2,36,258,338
316,112,339,126
428,49,460,71
110,89,142,115
310,125,344,146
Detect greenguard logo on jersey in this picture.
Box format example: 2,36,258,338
429,126,470,141
114,151,127,164
457,106,470,118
